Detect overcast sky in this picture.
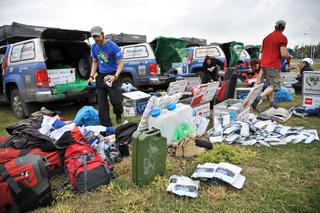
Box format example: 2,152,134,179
0,0,319,48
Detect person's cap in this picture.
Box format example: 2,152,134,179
301,58,313,65
275,20,286,27
90,26,103,36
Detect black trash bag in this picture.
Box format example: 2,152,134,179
115,122,138,157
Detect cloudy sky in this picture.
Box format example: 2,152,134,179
0,0,319,48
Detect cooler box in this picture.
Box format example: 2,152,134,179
179,82,220,117
214,84,264,121
132,129,167,186
234,87,252,100
123,91,151,117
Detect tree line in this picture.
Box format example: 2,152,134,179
292,43,320,59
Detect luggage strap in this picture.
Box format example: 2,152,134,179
0,164,22,194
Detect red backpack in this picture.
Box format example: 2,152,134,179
0,148,63,177
64,142,112,193
0,154,53,212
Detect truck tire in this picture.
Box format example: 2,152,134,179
78,57,91,78
10,89,38,118
120,76,134,86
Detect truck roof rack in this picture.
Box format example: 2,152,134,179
180,37,207,47
105,33,147,46
0,22,90,45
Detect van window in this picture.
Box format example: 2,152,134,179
195,47,221,58
123,45,148,59
10,42,35,62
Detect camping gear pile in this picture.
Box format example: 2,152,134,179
1,74,319,208
0,108,136,212
130,77,319,197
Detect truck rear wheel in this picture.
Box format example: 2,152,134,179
10,89,38,118
78,57,91,78
120,76,134,86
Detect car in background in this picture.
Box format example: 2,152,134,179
0,22,95,118
187,45,227,79
118,37,195,88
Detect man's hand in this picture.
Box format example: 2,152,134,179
87,76,94,86
108,75,117,83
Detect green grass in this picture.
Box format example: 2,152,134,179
1,96,320,213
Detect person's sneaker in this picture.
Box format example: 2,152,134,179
252,95,262,110
116,115,122,124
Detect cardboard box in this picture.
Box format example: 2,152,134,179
47,68,76,87
302,94,320,107
167,80,187,96
123,91,151,117
302,71,320,94
183,76,201,93
179,82,220,118
213,84,264,121
280,72,298,87
234,87,252,100
192,102,210,117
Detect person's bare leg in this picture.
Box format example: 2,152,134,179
260,86,274,100
269,91,274,102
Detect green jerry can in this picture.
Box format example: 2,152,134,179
132,128,167,186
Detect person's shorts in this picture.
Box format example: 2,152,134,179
261,68,281,92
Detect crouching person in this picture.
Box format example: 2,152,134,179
292,58,314,94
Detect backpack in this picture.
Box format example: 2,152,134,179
64,142,112,193
0,154,53,212
0,148,63,177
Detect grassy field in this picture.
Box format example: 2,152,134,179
0,94,319,213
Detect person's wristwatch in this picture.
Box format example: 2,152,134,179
114,75,118,80
89,76,94,79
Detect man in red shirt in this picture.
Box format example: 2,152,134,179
253,20,291,109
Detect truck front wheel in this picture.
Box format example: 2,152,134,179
10,89,38,118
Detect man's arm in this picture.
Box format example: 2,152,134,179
280,46,290,61
108,59,123,83
115,59,123,79
88,58,98,84
90,58,98,77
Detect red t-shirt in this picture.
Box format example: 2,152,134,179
260,31,287,69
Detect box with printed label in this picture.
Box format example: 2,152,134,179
192,102,210,117
234,87,252,100
123,91,151,117
302,95,320,107
47,68,76,87
214,84,263,121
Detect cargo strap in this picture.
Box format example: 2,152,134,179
0,164,22,194
83,155,88,193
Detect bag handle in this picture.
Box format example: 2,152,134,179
0,164,22,194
